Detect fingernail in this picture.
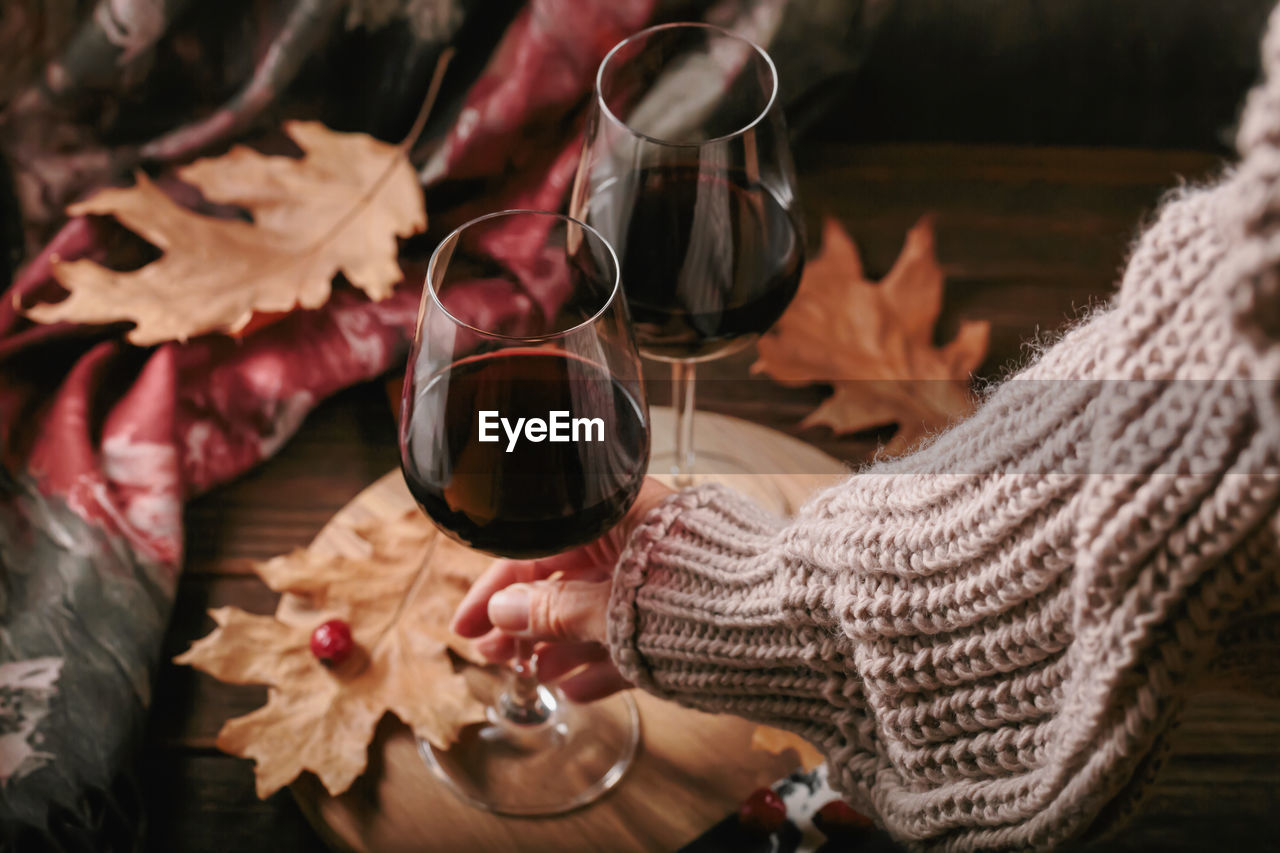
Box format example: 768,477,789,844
489,586,530,632
474,633,510,662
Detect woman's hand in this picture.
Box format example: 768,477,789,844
450,477,673,702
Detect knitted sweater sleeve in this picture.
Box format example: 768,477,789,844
607,12,1280,852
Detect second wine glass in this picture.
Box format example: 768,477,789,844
571,22,804,500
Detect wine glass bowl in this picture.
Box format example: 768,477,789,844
573,23,804,497
595,22,782,150
399,210,648,815
402,210,649,559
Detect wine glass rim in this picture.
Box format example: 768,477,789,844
424,209,623,342
595,21,779,149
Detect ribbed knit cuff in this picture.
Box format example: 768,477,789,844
607,484,842,733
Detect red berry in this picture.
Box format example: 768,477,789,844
814,799,874,836
738,787,787,835
310,619,354,665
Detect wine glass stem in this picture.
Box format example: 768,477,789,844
499,639,551,726
672,360,696,488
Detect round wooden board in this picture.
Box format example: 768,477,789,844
292,408,848,853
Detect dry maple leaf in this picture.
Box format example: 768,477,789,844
753,217,989,457
751,725,825,772
175,509,488,798
27,120,425,345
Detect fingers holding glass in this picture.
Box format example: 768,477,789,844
451,553,612,638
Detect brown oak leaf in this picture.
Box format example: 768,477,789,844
27,120,425,344
752,216,989,457
175,509,487,798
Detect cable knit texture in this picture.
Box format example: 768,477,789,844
607,9,1280,851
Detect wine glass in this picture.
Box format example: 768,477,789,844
571,22,804,506
399,210,649,814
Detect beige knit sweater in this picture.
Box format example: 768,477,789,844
607,11,1280,852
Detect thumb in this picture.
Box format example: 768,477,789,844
487,579,609,643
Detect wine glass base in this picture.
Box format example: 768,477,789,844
418,687,640,816
649,449,793,515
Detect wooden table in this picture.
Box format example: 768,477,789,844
142,143,1280,852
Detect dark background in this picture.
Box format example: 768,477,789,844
813,0,1273,150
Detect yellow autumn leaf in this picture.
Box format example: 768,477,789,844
27,120,425,344
752,216,989,457
175,509,488,799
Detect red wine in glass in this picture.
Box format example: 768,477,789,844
402,348,649,559
602,165,804,361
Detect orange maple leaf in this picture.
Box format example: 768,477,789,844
752,217,989,456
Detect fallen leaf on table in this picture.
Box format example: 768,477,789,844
751,726,825,772
753,217,989,457
175,509,488,798
27,120,425,345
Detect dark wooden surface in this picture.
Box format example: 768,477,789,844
142,143,1280,853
